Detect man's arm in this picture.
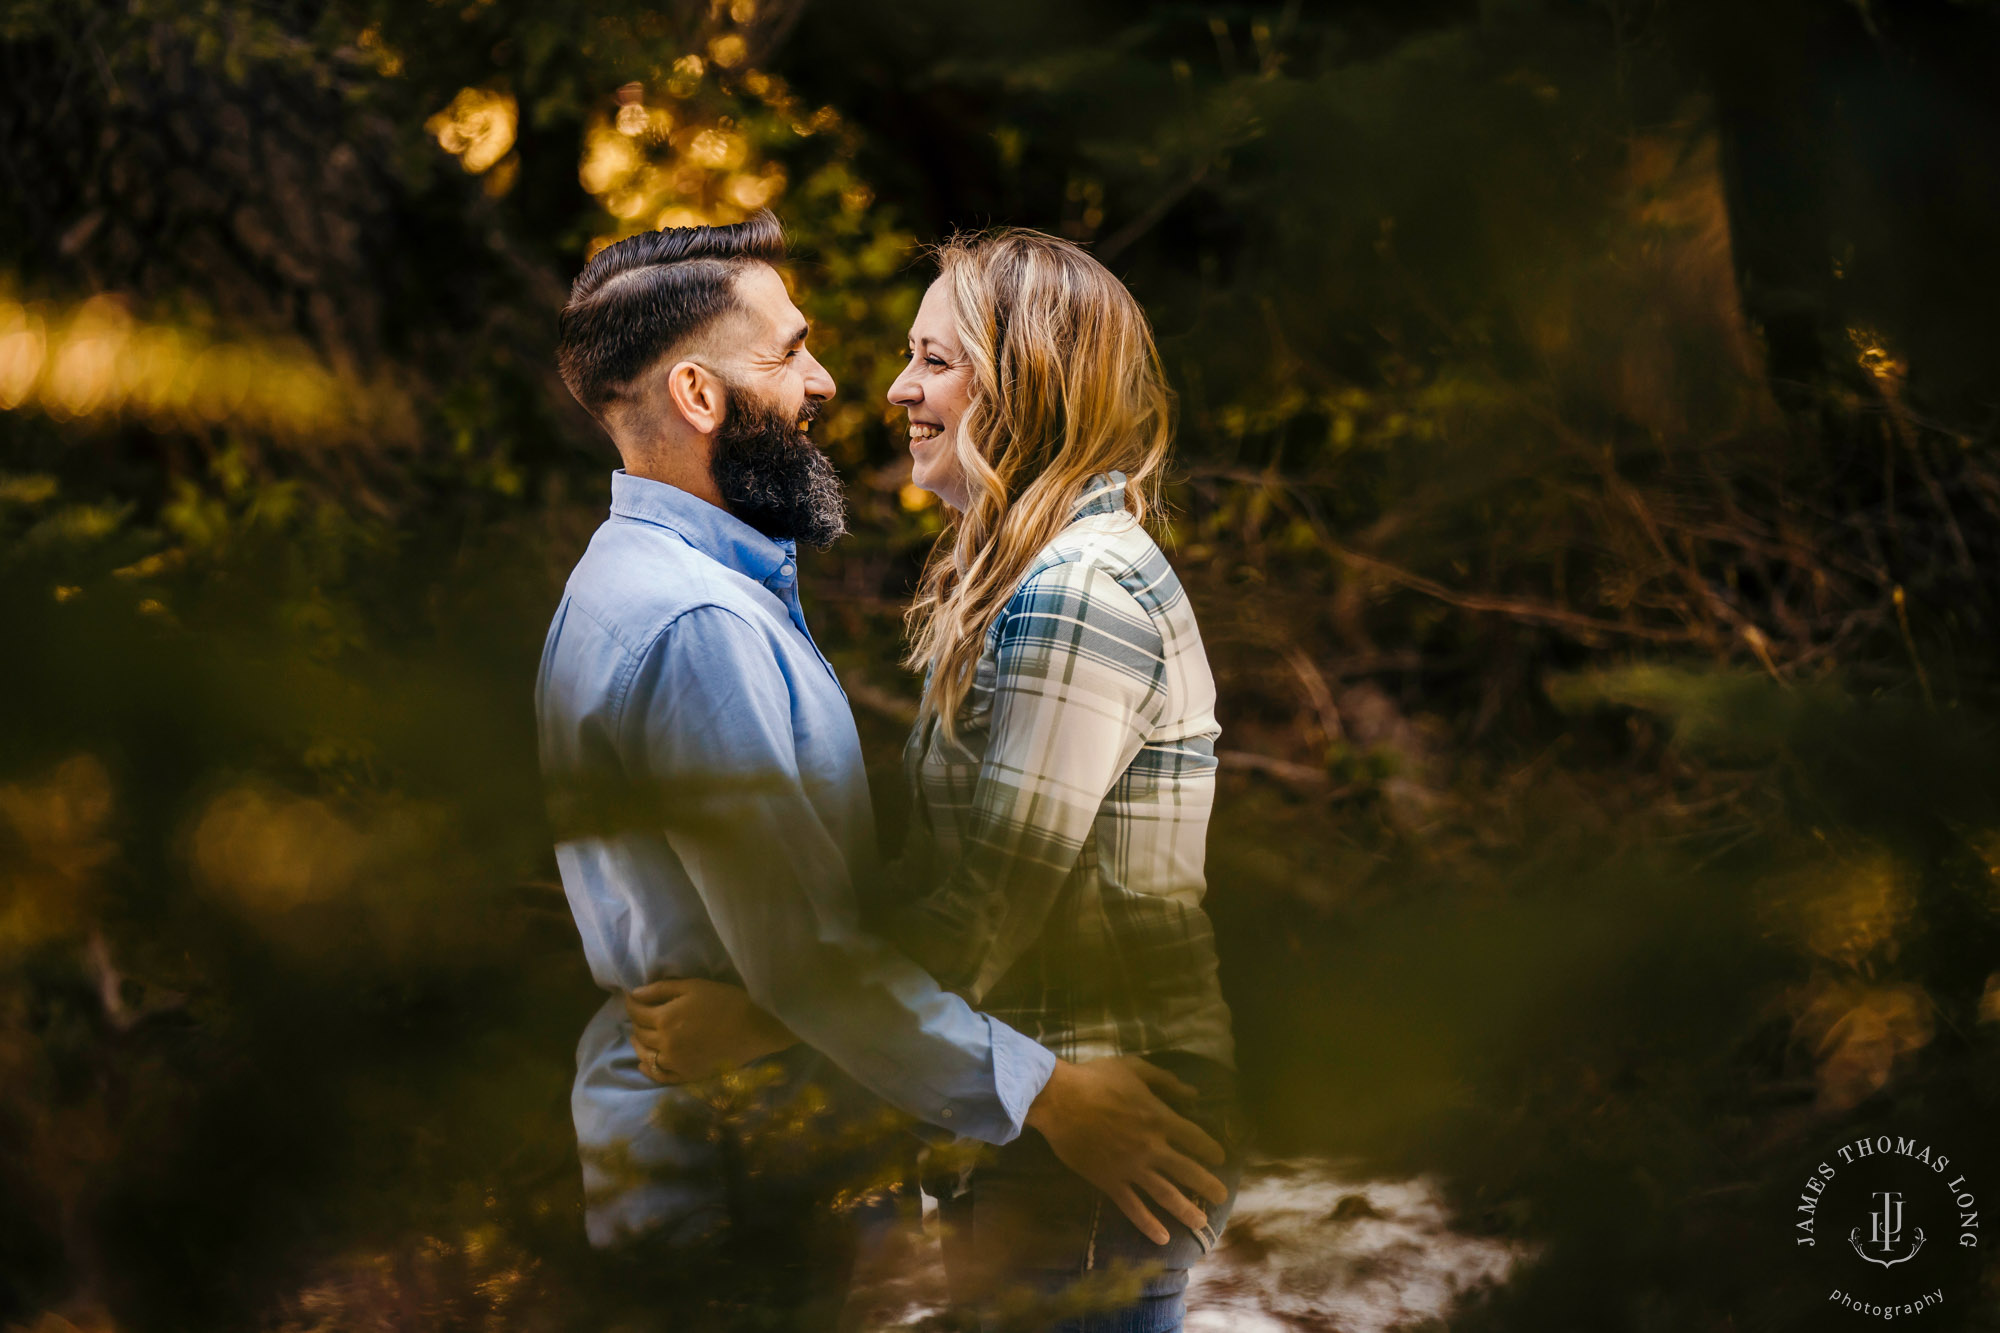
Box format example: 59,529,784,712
624,605,1223,1240
626,603,1040,1139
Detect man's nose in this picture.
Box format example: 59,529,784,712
801,350,836,402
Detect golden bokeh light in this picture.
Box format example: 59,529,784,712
579,75,791,248
0,303,48,409
685,127,747,171
724,169,784,210
579,131,643,196
708,33,748,68
567,56,869,252
0,293,404,442
425,87,519,175
191,785,366,912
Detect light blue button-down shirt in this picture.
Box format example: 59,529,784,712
535,470,1055,1245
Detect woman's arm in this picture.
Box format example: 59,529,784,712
891,558,1166,1001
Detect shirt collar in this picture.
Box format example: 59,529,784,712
1072,470,1129,521
608,469,797,589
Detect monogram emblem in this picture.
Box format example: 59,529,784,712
1849,1190,1926,1268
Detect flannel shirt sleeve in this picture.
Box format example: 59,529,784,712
890,559,1168,1002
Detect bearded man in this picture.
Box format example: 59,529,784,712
536,211,1225,1329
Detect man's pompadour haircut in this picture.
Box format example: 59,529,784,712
556,209,786,416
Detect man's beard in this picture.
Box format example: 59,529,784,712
709,385,849,550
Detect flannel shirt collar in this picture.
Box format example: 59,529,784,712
1072,471,1129,521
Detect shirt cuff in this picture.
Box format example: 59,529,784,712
982,1016,1057,1145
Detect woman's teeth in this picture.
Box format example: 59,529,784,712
909,423,942,442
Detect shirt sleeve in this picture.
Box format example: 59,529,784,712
621,603,1052,1145
890,560,1168,1002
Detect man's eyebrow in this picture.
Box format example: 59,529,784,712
786,324,809,347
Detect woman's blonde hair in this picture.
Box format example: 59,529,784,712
904,228,1174,737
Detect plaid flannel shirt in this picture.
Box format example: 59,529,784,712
888,472,1236,1067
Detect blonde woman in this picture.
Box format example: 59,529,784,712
631,229,1242,1331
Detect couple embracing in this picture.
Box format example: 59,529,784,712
536,209,1242,1332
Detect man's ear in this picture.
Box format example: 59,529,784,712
662,360,727,437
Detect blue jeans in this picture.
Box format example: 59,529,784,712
933,1052,1246,1333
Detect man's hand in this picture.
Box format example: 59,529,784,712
1024,1056,1229,1245
624,977,798,1084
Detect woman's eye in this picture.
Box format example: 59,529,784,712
926,355,947,369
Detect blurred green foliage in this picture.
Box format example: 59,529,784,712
4,0,2000,1329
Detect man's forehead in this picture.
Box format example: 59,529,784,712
732,263,804,339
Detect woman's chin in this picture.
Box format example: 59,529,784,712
907,444,968,508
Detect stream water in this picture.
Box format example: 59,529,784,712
845,1156,1528,1331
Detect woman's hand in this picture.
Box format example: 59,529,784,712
624,977,798,1085
1024,1056,1229,1245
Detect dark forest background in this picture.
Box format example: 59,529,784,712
4,1,2000,1329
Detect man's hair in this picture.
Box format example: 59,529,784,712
555,209,786,417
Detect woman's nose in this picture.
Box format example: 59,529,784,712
886,363,920,406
